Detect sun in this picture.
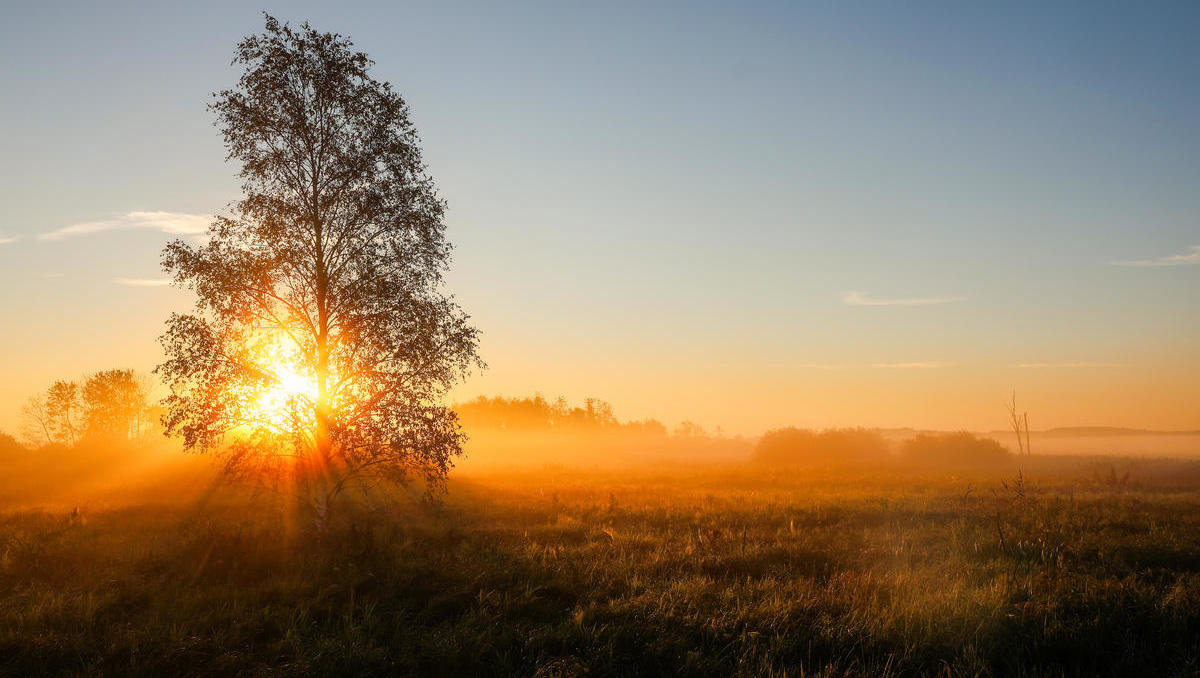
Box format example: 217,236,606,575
256,359,317,424
245,333,319,431
273,364,316,401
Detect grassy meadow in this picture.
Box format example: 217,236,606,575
1,453,1199,676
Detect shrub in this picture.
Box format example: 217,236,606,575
753,427,889,466
901,431,1011,467
0,431,26,458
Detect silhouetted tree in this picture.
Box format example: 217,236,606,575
1007,391,1032,456
45,380,81,445
19,394,53,446
674,420,706,438
0,431,24,458
21,372,153,445
753,427,889,466
901,431,1010,467
158,15,480,524
81,369,151,440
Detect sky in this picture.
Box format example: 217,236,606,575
1,1,1198,436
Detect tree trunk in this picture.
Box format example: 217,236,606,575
315,341,332,461
312,164,334,530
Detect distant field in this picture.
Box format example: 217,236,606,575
982,431,1200,459
875,429,1200,460
1,456,1199,676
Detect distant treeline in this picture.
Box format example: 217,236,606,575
452,396,1026,470
454,395,748,468
5,386,1135,475
457,395,668,434
753,427,1012,469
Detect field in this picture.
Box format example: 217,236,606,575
2,458,1200,677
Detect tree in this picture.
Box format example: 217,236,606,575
45,380,81,445
157,15,481,524
20,394,53,447
752,427,889,466
81,369,152,441
20,372,153,446
0,431,24,458
901,431,1010,467
1006,391,1032,456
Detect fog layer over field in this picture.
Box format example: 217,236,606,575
4,394,1199,511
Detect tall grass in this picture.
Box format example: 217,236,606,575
0,460,1198,676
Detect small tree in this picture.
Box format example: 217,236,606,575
158,15,481,525
81,369,152,441
21,372,153,445
20,394,53,447
901,431,1010,468
1006,391,1032,456
45,380,81,446
753,427,889,466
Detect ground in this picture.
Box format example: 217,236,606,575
1,460,1199,676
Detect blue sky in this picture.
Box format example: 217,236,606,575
1,1,1198,433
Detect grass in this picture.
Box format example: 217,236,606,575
1,459,1199,676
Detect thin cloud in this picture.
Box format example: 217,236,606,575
1113,245,1200,267
0,235,17,245
798,362,951,369
40,211,212,241
1017,361,1118,368
843,291,965,306
113,277,173,287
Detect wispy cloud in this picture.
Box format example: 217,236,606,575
843,291,965,306
0,235,17,245
113,277,173,287
1113,245,1200,267
798,362,952,369
40,211,211,241
1017,361,1118,368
